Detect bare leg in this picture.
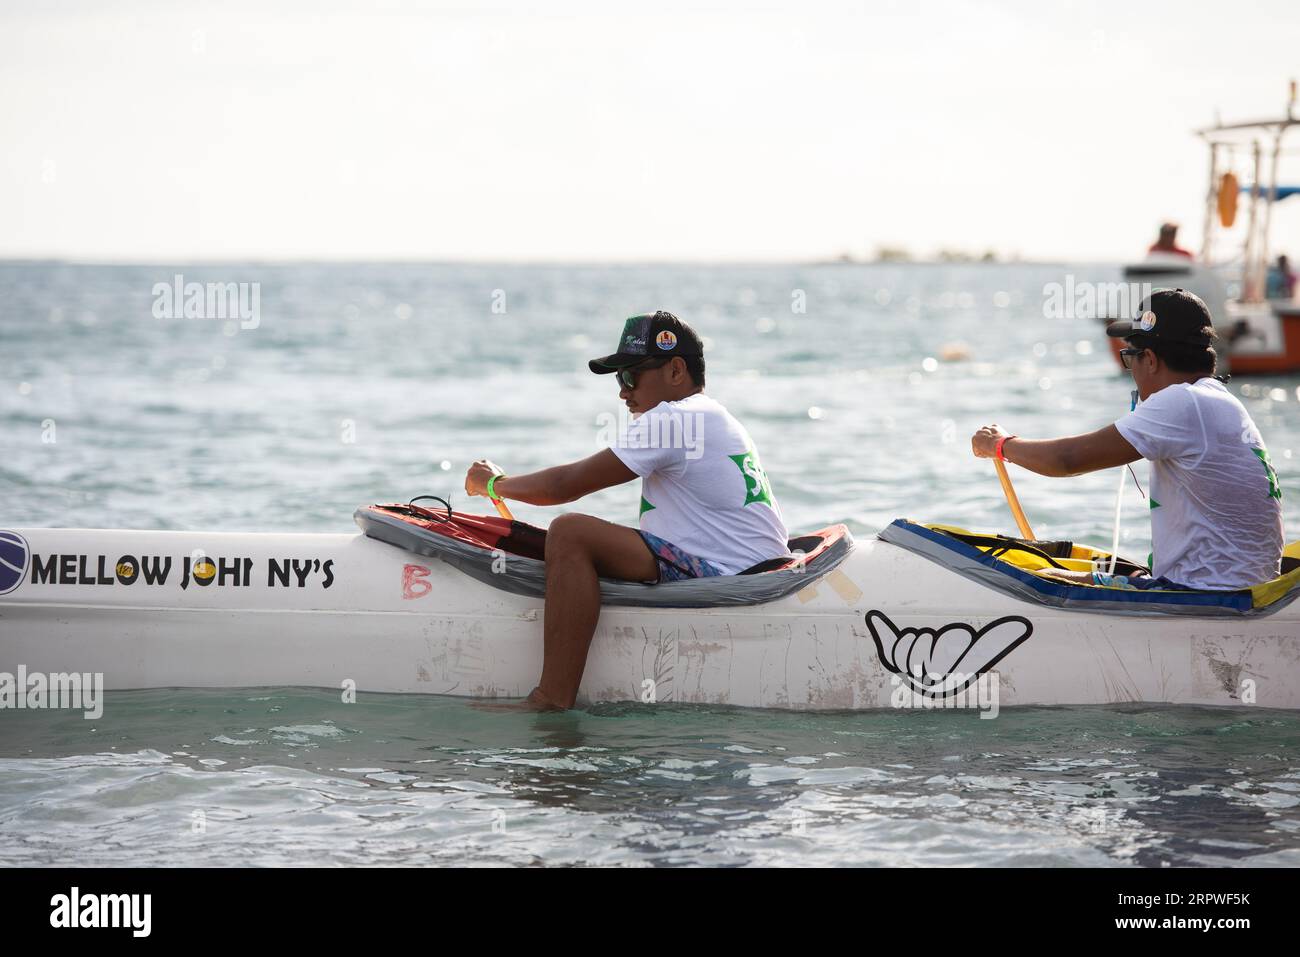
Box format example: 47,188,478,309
480,513,658,711
1036,568,1154,585
1036,569,1096,584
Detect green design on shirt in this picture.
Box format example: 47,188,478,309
1252,447,1283,500
1149,497,1161,510
639,495,655,516
728,449,775,508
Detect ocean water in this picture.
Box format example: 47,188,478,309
1,261,1298,866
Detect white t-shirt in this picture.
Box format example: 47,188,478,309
609,393,790,575
1115,377,1284,589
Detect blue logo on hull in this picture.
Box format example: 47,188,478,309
0,530,30,596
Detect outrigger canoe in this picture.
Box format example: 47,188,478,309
2,503,1298,711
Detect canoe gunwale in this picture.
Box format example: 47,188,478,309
354,507,855,609
879,520,1300,618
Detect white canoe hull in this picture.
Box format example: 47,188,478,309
2,527,1297,711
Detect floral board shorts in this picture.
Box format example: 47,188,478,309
637,531,727,583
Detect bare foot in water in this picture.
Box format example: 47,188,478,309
470,687,568,712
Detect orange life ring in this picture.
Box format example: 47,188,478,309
1218,171,1239,228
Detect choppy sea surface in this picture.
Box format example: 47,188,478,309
1,261,1298,866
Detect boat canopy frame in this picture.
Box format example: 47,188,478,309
1198,83,1300,298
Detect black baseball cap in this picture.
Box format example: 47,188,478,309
588,311,704,374
1105,288,1217,345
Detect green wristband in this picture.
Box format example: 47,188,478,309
486,473,505,501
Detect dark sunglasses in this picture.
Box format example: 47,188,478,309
617,357,671,389
1119,347,1146,370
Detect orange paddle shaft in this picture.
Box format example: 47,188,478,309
995,459,1035,540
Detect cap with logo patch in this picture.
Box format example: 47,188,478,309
588,311,704,374
1105,288,1217,345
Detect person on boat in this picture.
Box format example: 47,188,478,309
463,311,790,710
971,288,1283,591
1147,222,1194,259
1266,254,1297,300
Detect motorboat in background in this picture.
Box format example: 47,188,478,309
1104,84,1300,375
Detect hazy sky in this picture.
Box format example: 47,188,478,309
3,0,1299,262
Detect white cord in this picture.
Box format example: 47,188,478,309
1108,389,1139,575
1107,465,1124,575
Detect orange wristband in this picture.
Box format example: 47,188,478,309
995,435,1016,461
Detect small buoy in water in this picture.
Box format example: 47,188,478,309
939,342,971,362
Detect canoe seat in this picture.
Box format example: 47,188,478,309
356,504,855,608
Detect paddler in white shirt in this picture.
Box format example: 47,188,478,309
971,289,1283,592
463,311,789,710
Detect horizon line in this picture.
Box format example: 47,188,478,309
0,255,1123,268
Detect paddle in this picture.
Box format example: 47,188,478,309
476,465,515,521
994,458,1036,540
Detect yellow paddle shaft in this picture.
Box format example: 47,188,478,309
491,497,514,522
994,459,1035,540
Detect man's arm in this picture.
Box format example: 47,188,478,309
465,449,638,506
971,423,1140,477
